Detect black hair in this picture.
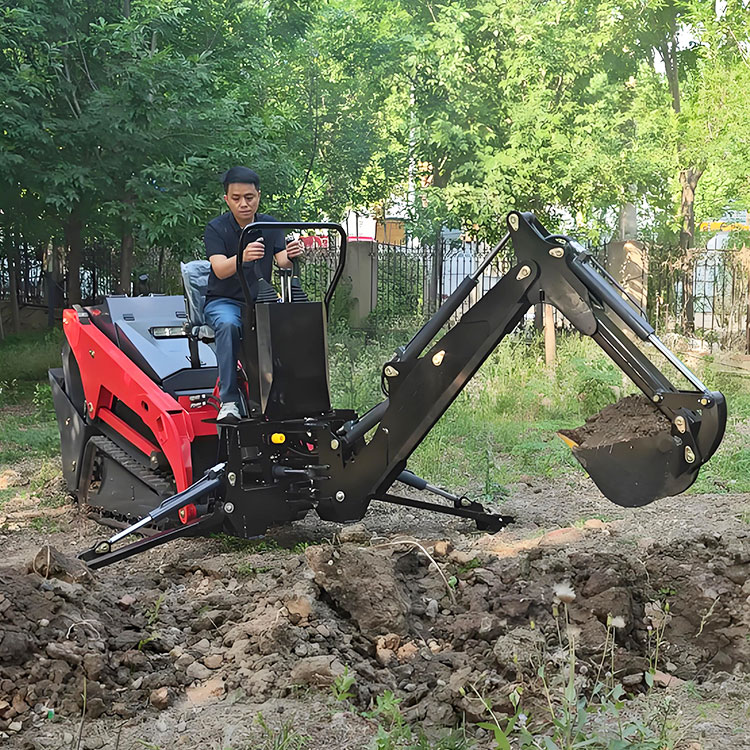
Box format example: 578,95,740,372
222,166,260,193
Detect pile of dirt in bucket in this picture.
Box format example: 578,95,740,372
559,394,672,450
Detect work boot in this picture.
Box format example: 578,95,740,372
217,401,241,424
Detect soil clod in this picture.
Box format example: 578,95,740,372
560,393,672,449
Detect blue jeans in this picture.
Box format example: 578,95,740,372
204,297,243,403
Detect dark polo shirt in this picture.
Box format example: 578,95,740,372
204,212,285,303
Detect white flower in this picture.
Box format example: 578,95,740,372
566,624,582,642
611,616,626,629
553,582,576,604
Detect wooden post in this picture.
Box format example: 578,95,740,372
544,303,556,368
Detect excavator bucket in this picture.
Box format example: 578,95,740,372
559,392,726,508
560,428,695,507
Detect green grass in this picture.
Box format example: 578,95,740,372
3,324,749,496
0,487,18,509
0,328,64,382
328,329,626,494
0,396,60,465
689,360,750,493
0,329,62,467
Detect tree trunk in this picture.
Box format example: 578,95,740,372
45,239,65,328
659,36,680,114
118,230,134,295
64,211,83,305
8,234,21,335
679,167,702,334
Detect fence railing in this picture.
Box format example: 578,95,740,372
2,235,750,352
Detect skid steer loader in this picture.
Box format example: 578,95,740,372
48,212,726,568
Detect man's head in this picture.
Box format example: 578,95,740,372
222,166,261,226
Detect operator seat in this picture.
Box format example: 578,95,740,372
180,260,215,344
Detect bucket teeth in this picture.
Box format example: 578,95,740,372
556,432,579,449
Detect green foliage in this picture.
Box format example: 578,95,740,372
146,593,166,628
472,603,681,750
365,691,473,749
331,666,356,702
29,516,62,533
33,382,55,418
3,0,750,290
235,563,272,579
254,713,308,750
0,378,21,407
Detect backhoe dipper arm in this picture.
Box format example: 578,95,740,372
315,211,725,520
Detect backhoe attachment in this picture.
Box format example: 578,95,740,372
324,212,725,515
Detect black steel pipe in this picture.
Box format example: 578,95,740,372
340,399,389,445
570,254,654,340
399,233,511,362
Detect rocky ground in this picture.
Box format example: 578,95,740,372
0,460,748,750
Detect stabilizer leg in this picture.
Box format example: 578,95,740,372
379,470,513,532
78,463,226,568
79,514,222,569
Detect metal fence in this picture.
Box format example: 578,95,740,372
3,234,750,352
648,248,750,351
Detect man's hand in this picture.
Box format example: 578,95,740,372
242,238,265,263
285,237,304,259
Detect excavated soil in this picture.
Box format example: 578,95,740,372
559,394,672,449
0,460,749,749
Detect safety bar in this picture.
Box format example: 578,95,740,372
236,222,347,312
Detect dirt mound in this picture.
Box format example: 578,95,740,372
560,394,672,449
2,529,747,739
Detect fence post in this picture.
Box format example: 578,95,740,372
8,234,20,335
345,240,377,327
544,304,556,367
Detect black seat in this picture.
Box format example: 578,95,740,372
180,260,215,344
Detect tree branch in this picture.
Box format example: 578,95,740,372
76,36,98,92
297,64,319,201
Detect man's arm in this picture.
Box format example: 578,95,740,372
207,242,266,279
204,222,266,279
209,254,239,280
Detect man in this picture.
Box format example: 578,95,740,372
203,166,303,424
